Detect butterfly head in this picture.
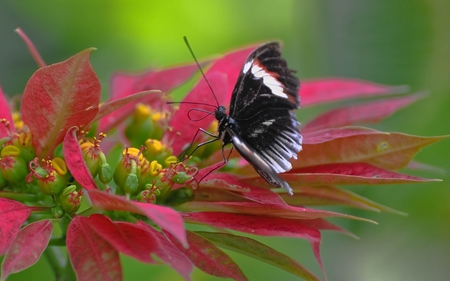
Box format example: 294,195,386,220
214,105,227,122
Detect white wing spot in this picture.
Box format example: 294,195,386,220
262,119,276,126
243,60,253,74
251,64,288,99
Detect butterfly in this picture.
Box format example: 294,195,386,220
180,40,302,195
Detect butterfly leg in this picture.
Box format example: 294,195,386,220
178,128,219,161
196,145,234,183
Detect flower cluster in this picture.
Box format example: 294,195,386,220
0,29,445,281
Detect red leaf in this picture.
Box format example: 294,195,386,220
87,190,187,247
179,201,372,223
138,222,193,280
202,173,287,206
293,162,435,183
0,198,31,255
21,48,101,157
99,63,198,132
87,214,157,264
165,72,228,155
0,87,14,137
67,216,122,281
281,185,406,215
243,163,437,188
197,231,322,281
166,230,248,281
94,90,160,127
183,212,326,279
295,128,446,170
301,78,408,106
63,126,98,190
302,126,380,145
1,220,52,280
303,93,423,132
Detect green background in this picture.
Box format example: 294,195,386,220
1,1,449,280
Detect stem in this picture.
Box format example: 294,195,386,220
15,28,47,68
0,191,38,201
44,247,66,280
44,247,77,281
48,237,67,246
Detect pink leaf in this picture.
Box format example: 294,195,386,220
138,222,193,280
303,93,423,132
202,173,287,206
94,90,161,127
243,163,438,188
0,198,31,255
63,126,98,190
166,230,248,281
179,201,372,223
87,214,157,264
302,126,380,145
0,86,14,137
1,220,53,281
165,72,228,155
197,231,322,281
301,78,408,106
183,212,327,279
21,48,101,157
67,216,122,281
292,162,436,183
87,190,187,247
281,185,406,215
295,128,446,170
99,63,199,132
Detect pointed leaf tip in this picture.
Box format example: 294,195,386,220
21,48,101,157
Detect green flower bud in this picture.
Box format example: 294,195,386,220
12,132,36,163
81,143,101,177
98,153,113,184
59,185,82,215
38,171,67,196
0,150,28,185
52,205,65,219
171,171,193,184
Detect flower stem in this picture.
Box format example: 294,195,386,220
0,191,38,201
44,247,76,281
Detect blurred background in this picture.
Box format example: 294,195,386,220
1,1,449,280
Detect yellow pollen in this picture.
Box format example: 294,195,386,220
52,157,68,175
0,145,20,157
145,139,162,155
135,103,152,121
150,160,162,176
18,131,32,146
165,155,178,167
124,147,144,162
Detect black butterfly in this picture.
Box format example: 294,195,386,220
181,41,302,195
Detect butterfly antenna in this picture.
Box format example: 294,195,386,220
187,108,215,122
167,101,217,109
183,36,220,107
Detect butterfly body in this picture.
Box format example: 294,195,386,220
214,42,302,195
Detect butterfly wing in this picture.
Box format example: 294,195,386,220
229,42,302,175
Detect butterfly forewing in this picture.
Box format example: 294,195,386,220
225,42,302,178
